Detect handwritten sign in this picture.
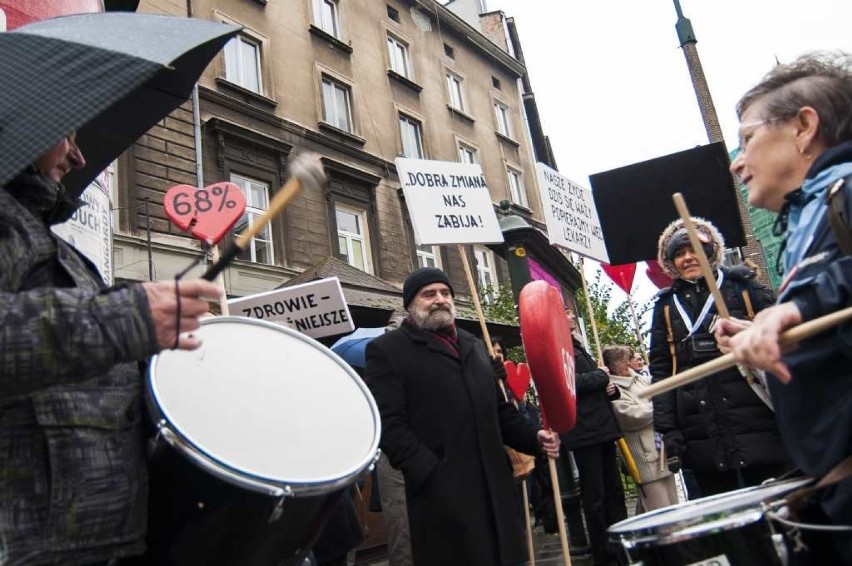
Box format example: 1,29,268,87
52,176,113,285
163,182,246,244
535,162,609,263
228,277,354,339
395,157,504,245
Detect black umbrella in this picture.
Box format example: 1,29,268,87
0,12,239,196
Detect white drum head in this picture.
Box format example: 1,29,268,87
148,317,380,490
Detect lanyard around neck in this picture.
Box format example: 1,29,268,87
672,268,724,338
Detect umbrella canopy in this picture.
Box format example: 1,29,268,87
0,12,239,195
331,327,387,369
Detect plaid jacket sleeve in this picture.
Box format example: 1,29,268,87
0,220,157,397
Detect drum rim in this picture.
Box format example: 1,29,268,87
147,316,381,495
608,477,812,548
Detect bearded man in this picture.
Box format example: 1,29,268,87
365,267,559,565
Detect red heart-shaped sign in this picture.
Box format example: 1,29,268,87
163,182,247,244
508,362,532,400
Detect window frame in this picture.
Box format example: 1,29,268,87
506,165,528,208
224,33,263,94
387,33,413,80
416,244,443,270
494,100,512,138
399,113,425,159
321,75,353,133
335,203,374,274
474,246,498,302
231,172,275,265
446,71,465,112
312,0,341,38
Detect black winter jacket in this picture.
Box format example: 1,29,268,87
559,337,621,450
649,266,790,472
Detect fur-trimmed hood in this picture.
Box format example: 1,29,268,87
656,217,725,280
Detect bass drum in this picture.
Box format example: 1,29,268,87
144,316,381,566
608,478,813,565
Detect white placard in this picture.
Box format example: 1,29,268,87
535,162,609,263
396,157,504,245
51,179,113,285
228,277,354,339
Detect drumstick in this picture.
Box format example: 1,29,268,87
202,153,326,281
638,306,852,399
672,193,730,318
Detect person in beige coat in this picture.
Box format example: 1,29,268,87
603,345,679,513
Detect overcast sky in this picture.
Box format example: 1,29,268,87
485,0,852,318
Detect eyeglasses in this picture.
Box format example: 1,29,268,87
736,115,793,153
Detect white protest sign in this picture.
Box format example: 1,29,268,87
228,277,354,339
535,162,609,263
395,157,504,245
51,178,113,285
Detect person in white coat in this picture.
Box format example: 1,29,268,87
603,345,679,513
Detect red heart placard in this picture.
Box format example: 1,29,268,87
508,362,532,400
163,182,246,244
601,262,637,294
519,280,577,433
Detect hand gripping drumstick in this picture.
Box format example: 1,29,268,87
202,152,326,281
638,306,852,400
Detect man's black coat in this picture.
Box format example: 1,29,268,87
366,321,539,566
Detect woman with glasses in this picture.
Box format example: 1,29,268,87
716,51,852,563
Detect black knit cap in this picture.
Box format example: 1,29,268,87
402,267,454,308
665,228,715,262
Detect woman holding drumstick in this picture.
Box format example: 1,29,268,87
716,51,852,562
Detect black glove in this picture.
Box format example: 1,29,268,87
666,455,682,474
491,356,507,380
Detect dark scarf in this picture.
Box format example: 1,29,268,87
3,166,83,225
405,316,460,358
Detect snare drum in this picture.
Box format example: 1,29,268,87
144,317,381,566
608,478,812,565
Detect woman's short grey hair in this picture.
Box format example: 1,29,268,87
602,345,632,373
736,51,852,147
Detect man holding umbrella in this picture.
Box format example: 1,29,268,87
0,13,236,565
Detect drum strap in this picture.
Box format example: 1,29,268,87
663,304,677,375
786,455,852,516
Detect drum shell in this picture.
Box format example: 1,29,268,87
143,317,381,565
609,478,813,566
144,436,343,566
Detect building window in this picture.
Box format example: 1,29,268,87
399,114,424,158
444,43,455,59
507,167,528,208
492,76,501,90
231,173,274,265
312,0,341,37
416,244,442,269
387,5,400,22
387,35,412,79
458,143,477,164
336,205,373,273
322,77,352,132
224,34,262,94
474,246,498,301
446,72,465,112
494,102,512,137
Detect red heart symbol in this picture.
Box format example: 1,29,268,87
509,362,532,400
503,360,517,387
163,182,247,244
